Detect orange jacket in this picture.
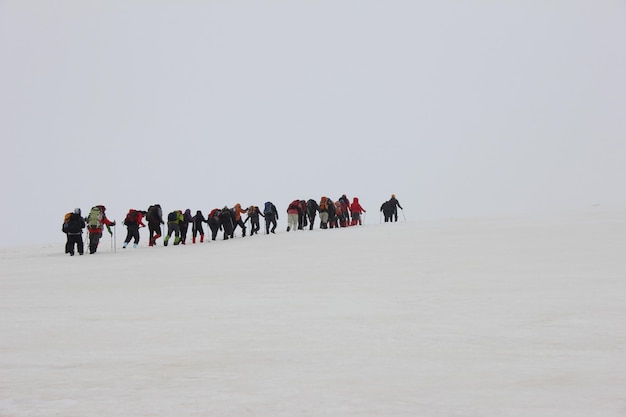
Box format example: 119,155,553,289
234,204,248,221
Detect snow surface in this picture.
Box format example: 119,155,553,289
1,210,625,416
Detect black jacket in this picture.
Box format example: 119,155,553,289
64,213,85,234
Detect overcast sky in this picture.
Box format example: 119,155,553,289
1,1,625,247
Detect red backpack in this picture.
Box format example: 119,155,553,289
124,209,138,224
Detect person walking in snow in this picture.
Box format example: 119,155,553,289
180,209,193,244
164,210,184,246
350,197,366,226
207,208,222,241
286,200,301,232
389,194,403,222
63,208,85,256
245,206,264,236
146,204,164,246
306,199,319,230
297,200,307,230
122,209,146,248
338,194,351,227
380,200,394,223
192,210,206,243
327,198,338,228
318,197,330,229
263,201,278,234
219,207,235,240
231,203,248,237
86,205,116,254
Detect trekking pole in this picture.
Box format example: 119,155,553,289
114,223,117,253
379,212,382,224
401,209,406,222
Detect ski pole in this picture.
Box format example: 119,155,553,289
401,209,406,222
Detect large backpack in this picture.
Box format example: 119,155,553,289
87,206,103,229
65,213,83,234
264,202,274,215
167,211,178,222
62,212,72,232
124,209,138,225
147,205,162,223
209,208,220,219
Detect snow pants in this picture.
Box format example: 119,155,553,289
265,213,277,234
164,222,181,246
192,223,205,239
233,219,246,237
148,222,162,246
208,220,220,241
180,222,190,244
124,224,140,245
250,217,261,235
287,213,299,231
307,212,316,230
65,233,84,256
319,212,329,229
88,230,102,254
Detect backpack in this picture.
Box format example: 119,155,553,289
264,202,274,215
87,206,103,229
65,213,83,234
167,211,178,222
147,205,162,223
62,212,72,232
320,198,328,210
124,209,138,225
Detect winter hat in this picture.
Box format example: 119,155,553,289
74,208,81,215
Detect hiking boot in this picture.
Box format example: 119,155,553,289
123,242,128,248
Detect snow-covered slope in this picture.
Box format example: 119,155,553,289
1,210,625,416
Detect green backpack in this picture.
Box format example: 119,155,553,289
87,206,103,228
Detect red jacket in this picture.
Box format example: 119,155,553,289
350,198,366,214
287,200,300,215
136,212,146,227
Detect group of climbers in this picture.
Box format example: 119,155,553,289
62,194,403,255
380,194,403,222
286,195,367,231
62,205,116,255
